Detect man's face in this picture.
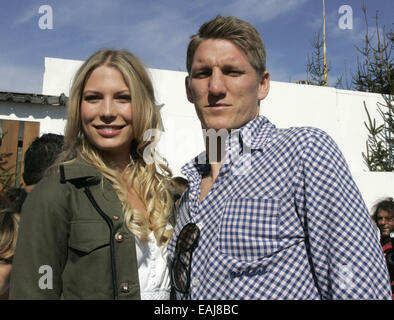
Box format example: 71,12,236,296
186,39,270,130
376,209,394,237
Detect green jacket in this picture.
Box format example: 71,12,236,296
10,159,175,300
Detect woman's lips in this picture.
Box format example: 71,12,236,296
94,125,125,137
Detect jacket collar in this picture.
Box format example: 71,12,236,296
60,158,124,223
60,158,101,184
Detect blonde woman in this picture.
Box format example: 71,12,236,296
0,188,26,300
9,49,175,300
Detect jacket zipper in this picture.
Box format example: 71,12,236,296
84,186,119,300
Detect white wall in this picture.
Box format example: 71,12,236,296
0,101,66,136
1,56,391,211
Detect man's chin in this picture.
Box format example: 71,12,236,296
201,121,244,131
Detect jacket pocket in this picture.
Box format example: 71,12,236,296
219,197,281,261
64,220,113,299
68,220,110,254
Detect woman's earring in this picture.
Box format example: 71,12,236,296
129,154,135,166
77,130,84,141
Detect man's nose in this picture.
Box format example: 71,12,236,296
208,69,226,96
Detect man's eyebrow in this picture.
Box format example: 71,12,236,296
222,64,243,70
191,64,211,71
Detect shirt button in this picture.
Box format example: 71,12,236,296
120,282,129,293
115,232,124,242
112,215,120,221
191,278,200,287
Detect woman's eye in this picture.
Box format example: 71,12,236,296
117,95,131,101
84,95,100,102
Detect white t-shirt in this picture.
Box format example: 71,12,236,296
135,231,171,300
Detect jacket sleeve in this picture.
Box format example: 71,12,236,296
300,129,392,299
9,176,71,299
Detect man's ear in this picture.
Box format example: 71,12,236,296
257,71,270,101
185,76,194,103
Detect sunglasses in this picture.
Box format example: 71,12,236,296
170,223,200,294
0,256,13,264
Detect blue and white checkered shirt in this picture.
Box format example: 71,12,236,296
168,116,392,300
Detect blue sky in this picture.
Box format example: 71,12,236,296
0,0,392,94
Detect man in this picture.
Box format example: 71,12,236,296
372,197,394,298
168,15,392,299
372,198,394,246
23,133,64,192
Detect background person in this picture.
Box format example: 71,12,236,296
0,188,26,300
10,49,175,300
372,197,394,247
22,133,64,193
371,197,394,298
170,176,188,206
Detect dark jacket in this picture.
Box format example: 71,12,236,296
10,159,175,300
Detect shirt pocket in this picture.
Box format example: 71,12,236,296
68,220,110,254
219,197,281,261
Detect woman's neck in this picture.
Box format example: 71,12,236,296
101,152,131,172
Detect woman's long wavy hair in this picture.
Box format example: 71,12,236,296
59,49,173,246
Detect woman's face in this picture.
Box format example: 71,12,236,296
81,65,134,166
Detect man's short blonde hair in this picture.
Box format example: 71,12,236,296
186,15,267,75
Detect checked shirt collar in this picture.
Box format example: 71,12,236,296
181,115,276,181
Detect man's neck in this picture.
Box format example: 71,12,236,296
203,129,230,181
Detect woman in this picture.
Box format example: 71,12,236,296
0,188,27,299
9,49,175,300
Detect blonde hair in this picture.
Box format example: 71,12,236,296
0,212,19,258
0,192,19,257
60,49,173,246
